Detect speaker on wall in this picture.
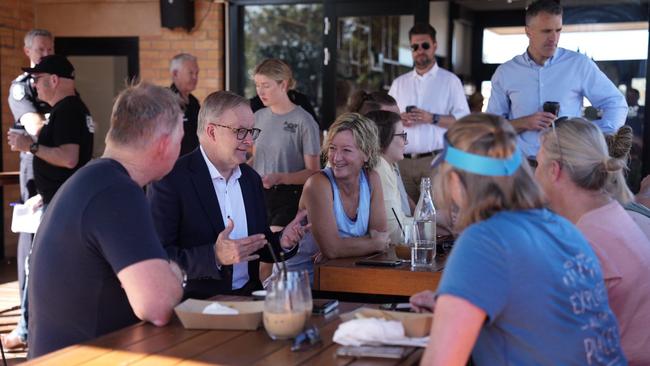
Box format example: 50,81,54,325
160,0,195,31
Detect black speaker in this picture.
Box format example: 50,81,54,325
160,0,195,31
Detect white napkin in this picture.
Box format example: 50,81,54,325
202,302,239,315
333,318,428,347
11,194,43,234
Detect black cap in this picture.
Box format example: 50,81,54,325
22,55,75,80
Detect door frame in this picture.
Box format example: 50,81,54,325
54,37,139,81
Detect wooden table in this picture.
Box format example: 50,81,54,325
23,299,423,365
313,247,445,298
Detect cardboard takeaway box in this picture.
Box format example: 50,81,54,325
174,299,264,330
340,308,433,338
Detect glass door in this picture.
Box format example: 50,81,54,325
321,1,428,128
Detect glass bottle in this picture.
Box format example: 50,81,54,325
412,177,436,267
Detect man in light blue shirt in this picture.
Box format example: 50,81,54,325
486,0,627,158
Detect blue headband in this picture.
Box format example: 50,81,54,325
434,135,523,176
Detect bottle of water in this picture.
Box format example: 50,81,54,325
412,177,436,268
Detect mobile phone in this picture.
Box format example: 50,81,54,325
355,259,402,267
336,346,407,359
312,299,338,315
543,101,560,115
406,105,416,113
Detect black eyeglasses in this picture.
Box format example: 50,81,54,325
393,132,408,142
291,325,321,352
210,123,261,140
410,42,431,52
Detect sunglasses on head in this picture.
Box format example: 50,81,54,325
410,42,431,52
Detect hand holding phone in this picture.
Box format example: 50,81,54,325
406,105,416,113
543,101,560,116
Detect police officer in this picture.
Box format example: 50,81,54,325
2,29,53,351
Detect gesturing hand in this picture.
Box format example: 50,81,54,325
215,218,268,265
280,209,311,249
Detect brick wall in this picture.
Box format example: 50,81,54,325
138,1,224,103
0,0,36,258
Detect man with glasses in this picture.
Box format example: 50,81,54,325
389,23,469,201
148,91,307,299
486,0,627,160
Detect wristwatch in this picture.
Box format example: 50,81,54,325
432,114,440,125
29,142,39,154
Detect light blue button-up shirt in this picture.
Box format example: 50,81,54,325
487,47,627,158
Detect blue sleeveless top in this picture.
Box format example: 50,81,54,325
321,167,370,237
269,168,372,285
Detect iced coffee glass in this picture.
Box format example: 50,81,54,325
263,270,310,340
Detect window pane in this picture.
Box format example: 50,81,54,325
483,22,648,64
243,4,323,114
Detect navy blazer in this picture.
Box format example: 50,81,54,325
148,148,295,299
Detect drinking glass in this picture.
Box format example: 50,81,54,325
411,223,435,269
263,270,310,340
395,223,416,261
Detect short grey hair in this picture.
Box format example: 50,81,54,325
107,82,183,148
24,29,53,48
197,91,250,136
525,0,563,25
170,53,197,73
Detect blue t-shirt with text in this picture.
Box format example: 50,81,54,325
438,209,626,365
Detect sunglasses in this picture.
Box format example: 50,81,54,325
210,123,261,140
291,325,321,352
410,42,431,52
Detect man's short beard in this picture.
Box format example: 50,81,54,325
415,56,432,69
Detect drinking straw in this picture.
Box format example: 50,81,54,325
391,208,405,237
264,241,283,275
279,252,293,311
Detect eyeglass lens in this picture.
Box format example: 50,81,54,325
236,128,261,140
410,42,430,52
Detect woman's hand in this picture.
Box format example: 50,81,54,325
369,229,390,251
410,290,436,313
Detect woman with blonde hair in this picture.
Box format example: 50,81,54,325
536,117,650,365
250,58,320,231
273,113,389,280
411,114,624,365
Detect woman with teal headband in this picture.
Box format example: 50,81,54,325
410,114,624,365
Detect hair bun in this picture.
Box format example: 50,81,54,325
606,125,633,159
603,157,625,173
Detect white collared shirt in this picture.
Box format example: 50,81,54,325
388,63,470,154
200,146,249,289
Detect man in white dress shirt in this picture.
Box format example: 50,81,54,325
389,23,469,201
148,91,307,299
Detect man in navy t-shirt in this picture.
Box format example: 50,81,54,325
27,82,185,358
